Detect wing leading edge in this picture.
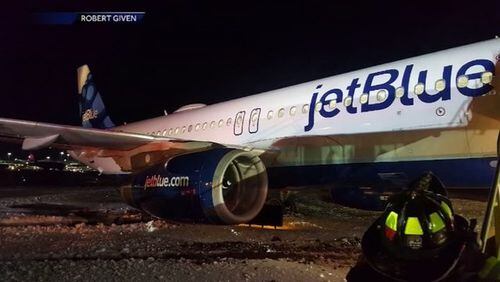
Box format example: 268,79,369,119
0,117,213,151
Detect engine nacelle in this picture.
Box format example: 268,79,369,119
121,148,268,224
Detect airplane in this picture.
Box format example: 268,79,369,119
0,38,499,224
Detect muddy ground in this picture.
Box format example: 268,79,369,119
0,186,488,281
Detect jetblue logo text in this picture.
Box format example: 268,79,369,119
144,175,190,188
304,59,495,131
82,109,98,122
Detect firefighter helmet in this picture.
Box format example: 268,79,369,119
362,172,469,281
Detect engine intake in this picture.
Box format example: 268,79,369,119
121,148,268,224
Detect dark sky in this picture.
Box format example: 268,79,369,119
0,1,499,155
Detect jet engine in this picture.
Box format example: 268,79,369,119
120,148,268,224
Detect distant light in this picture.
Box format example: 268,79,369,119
46,156,51,160
64,159,67,162
7,152,12,156
60,151,64,155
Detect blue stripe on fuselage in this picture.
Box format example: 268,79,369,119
267,157,497,189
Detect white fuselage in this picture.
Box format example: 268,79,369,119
76,39,500,174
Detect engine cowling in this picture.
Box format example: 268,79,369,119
120,148,268,224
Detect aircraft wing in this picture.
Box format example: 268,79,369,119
0,117,212,151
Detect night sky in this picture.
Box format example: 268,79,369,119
0,1,499,156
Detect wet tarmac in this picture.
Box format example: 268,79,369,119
0,186,488,281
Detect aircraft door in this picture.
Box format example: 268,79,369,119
249,108,261,134
234,111,245,136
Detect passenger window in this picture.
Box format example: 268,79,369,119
182,126,186,133
195,123,200,131
315,102,321,112
329,99,336,109
267,110,274,120
188,125,193,132
481,72,493,84
174,128,179,135
162,129,167,136
435,79,446,91
302,104,309,113
227,118,232,126
414,83,425,95
168,128,173,135
278,108,285,118
395,87,405,98
210,121,215,128
343,96,352,107
360,93,368,104
377,90,387,101
457,75,468,88
218,119,224,127
252,113,258,122
202,122,207,130
289,106,297,116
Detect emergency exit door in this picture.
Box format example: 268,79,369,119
249,108,261,134
234,111,245,136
